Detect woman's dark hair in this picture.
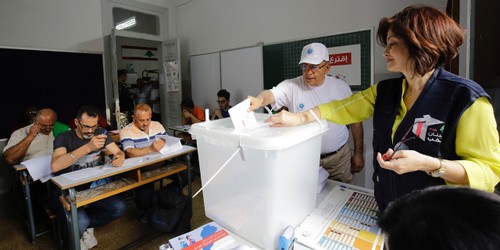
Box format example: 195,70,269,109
376,5,464,76
378,186,500,250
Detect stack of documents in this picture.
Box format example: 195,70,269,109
22,155,53,182
156,135,183,155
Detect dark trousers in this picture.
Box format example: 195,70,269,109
50,187,127,237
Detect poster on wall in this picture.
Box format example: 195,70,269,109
164,61,180,92
327,44,361,86
122,45,158,61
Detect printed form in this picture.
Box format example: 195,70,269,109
295,185,384,250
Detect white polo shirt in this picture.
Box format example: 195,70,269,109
270,75,352,153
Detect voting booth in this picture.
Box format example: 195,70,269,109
190,113,327,249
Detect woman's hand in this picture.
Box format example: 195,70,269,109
265,110,304,127
376,149,437,174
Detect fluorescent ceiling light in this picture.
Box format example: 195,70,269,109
116,16,136,30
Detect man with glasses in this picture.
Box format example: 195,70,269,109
51,105,126,250
4,108,57,164
3,108,58,224
248,43,364,183
212,89,232,120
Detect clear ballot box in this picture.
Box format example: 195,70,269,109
190,113,327,249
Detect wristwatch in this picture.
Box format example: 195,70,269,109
428,159,447,178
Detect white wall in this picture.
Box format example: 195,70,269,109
0,0,104,52
175,0,446,81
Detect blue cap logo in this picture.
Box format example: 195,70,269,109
307,48,313,54
298,103,305,111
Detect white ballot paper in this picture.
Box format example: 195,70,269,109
22,155,53,182
228,98,258,129
156,134,183,155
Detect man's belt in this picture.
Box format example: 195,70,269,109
320,144,346,159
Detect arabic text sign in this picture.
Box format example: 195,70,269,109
327,44,361,86
329,52,352,66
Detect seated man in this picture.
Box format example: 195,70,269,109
120,104,189,222
4,108,57,163
181,98,205,125
51,105,127,250
120,103,165,221
179,98,205,144
211,89,232,120
3,108,57,222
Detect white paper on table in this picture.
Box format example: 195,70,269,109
39,175,53,183
228,98,258,130
22,155,53,182
60,167,105,181
156,134,183,155
122,156,144,167
317,167,329,193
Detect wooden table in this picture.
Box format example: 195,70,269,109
51,145,197,250
168,125,191,137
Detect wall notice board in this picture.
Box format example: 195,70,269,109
190,45,263,113
0,48,106,139
263,29,372,91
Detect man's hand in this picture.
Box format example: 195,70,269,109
351,152,365,173
214,109,222,119
150,139,166,152
110,153,125,167
87,134,107,151
28,122,42,137
182,109,192,118
247,96,264,112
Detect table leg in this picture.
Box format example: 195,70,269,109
21,170,36,244
64,188,80,250
186,153,192,197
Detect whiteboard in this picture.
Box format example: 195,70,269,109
190,52,221,112
221,46,264,105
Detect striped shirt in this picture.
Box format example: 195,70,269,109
120,121,166,151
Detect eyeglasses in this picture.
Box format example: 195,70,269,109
77,120,99,131
390,122,419,159
300,62,329,71
216,100,227,104
40,125,54,130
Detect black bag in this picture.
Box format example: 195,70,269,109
149,188,192,234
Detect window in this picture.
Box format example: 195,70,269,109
113,7,159,36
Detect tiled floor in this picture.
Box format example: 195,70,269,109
0,176,210,249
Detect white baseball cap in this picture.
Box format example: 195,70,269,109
298,43,330,65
